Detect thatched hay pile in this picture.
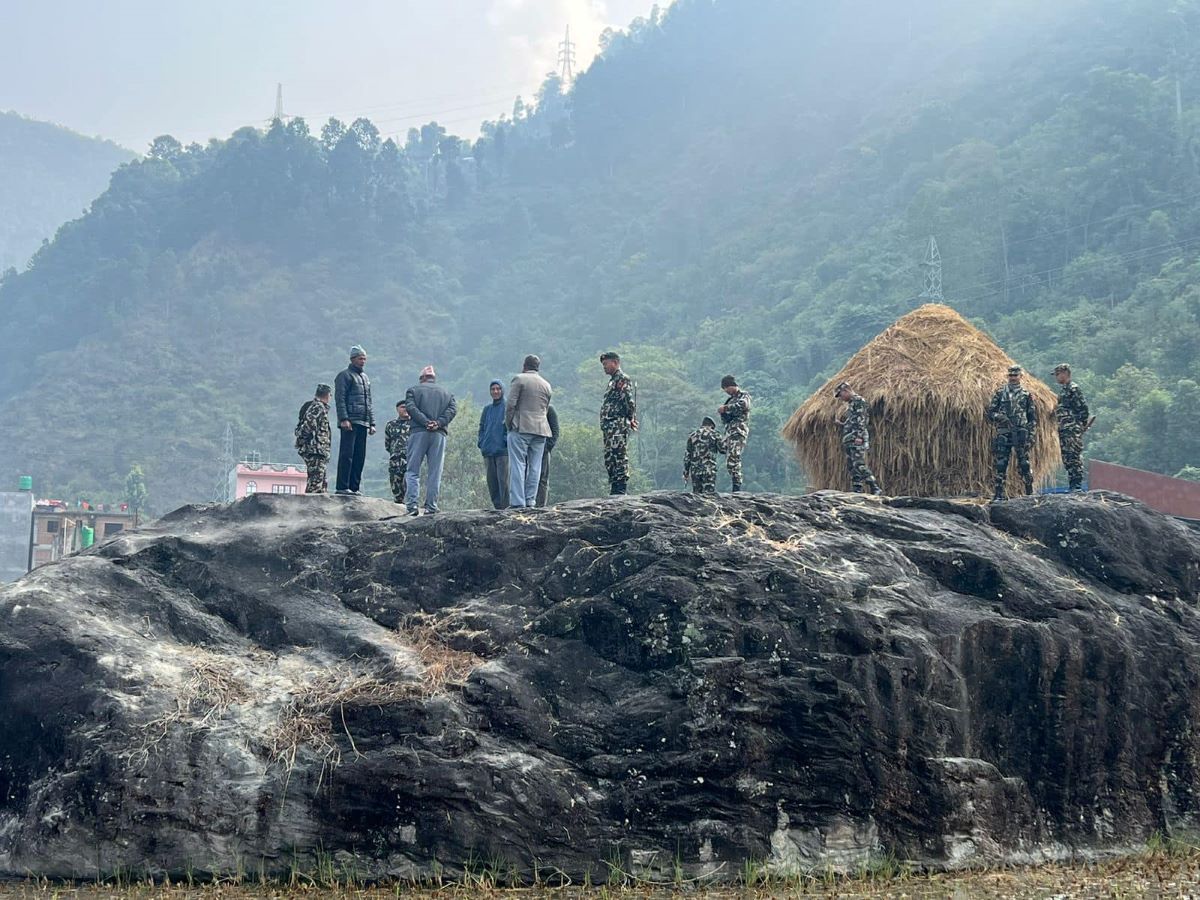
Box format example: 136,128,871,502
782,304,1060,497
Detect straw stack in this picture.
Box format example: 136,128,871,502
782,304,1060,497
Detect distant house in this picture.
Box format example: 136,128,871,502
228,462,308,499
30,500,135,569
1089,460,1200,523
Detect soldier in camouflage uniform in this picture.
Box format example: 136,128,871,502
384,401,412,504
987,365,1037,501
683,416,728,494
295,384,332,494
600,352,637,495
1052,363,1090,492
835,381,883,495
718,374,751,492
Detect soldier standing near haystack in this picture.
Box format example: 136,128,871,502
295,384,332,494
600,352,637,495
835,382,883,495
1052,363,1090,492
384,401,412,504
987,365,1037,501
718,375,751,492
683,416,727,494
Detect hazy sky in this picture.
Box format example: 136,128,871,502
1,0,655,152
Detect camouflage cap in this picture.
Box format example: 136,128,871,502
702,415,717,427
834,381,851,396
1007,365,1023,376
1053,363,1071,374
315,383,332,395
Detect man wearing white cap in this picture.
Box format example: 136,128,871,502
403,365,457,515
334,345,375,494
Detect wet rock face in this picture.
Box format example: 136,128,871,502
0,490,1198,880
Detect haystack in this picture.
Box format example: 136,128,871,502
782,304,1060,497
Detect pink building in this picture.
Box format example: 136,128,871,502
228,463,309,499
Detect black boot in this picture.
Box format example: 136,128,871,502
992,488,1006,502
731,480,743,493
1023,478,1034,496
611,481,627,496
869,481,884,496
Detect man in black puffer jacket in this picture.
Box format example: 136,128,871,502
334,345,375,494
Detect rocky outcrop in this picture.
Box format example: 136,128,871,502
0,490,1198,880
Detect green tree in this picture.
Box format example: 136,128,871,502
125,464,148,525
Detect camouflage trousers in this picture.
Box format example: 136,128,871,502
388,457,407,502
1058,427,1084,490
603,427,630,489
993,430,1033,494
844,442,880,493
302,456,328,494
690,470,717,494
725,430,747,485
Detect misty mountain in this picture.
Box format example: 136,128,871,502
0,0,1197,512
0,112,133,272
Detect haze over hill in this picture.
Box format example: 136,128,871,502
0,113,133,271
0,0,1198,512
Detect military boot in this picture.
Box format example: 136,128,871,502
869,480,884,496
611,481,627,496
992,487,1006,502
1023,477,1034,496
731,480,743,493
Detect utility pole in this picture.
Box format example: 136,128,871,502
920,236,944,302
558,26,576,84
215,423,235,502
272,83,285,123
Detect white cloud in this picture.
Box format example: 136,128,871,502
487,0,616,90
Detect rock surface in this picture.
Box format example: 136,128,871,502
0,490,1198,880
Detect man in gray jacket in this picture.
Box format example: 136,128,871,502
404,365,457,515
505,354,553,508
334,345,375,495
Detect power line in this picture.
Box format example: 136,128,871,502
950,233,1200,306
281,79,538,126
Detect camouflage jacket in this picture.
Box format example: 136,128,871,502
988,384,1037,432
294,399,331,460
1054,382,1089,431
601,368,636,432
720,390,751,438
384,417,411,460
841,394,871,446
683,426,728,479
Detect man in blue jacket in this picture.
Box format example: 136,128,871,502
334,345,374,495
478,380,508,509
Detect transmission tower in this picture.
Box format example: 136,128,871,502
272,83,285,123
214,422,235,502
558,26,576,84
920,236,944,301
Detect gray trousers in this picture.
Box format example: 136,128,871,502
405,430,446,512
484,455,508,509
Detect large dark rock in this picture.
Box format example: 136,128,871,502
0,490,1198,880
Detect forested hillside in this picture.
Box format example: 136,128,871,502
0,112,133,272
2,0,1198,512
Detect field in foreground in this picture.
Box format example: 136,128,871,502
3,846,1200,899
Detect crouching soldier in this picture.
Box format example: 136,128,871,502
295,383,332,493
683,416,727,495
835,381,883,495
384,401,412,504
